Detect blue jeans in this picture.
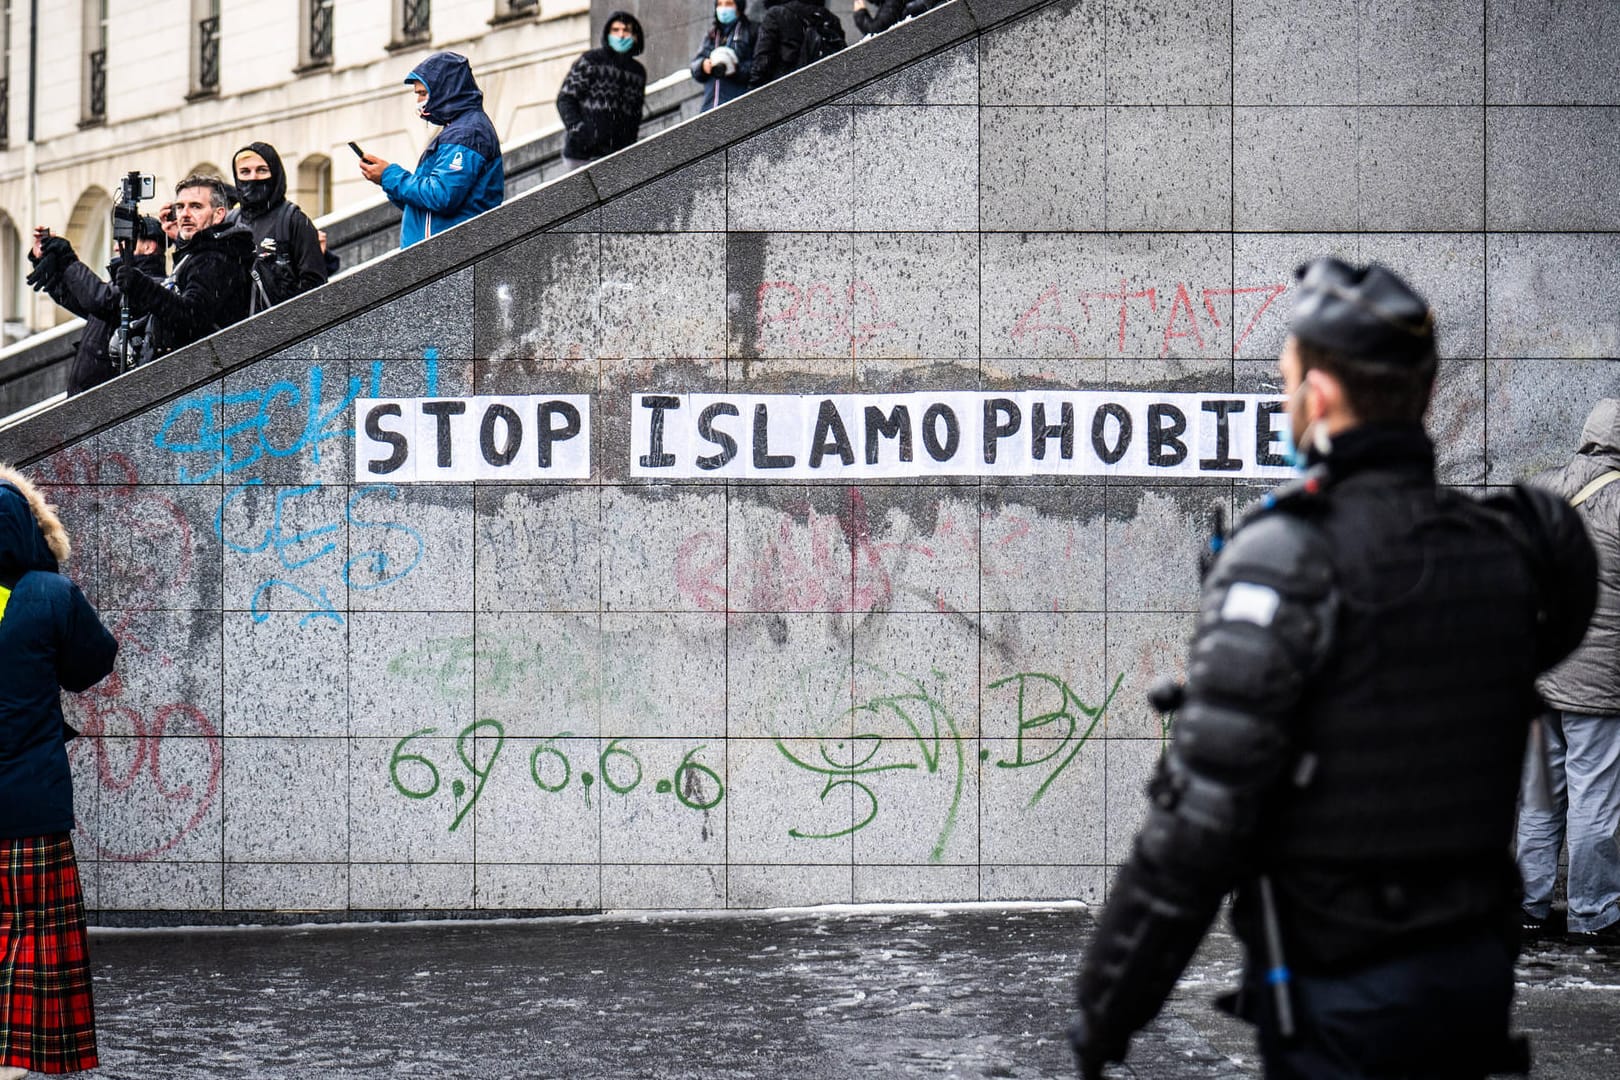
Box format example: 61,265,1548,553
1517,711,1620,932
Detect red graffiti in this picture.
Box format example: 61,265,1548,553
676,489,935,614
673,490,1082,615
1010,279,1287,357
756,279,898,357
66,613,224,862
39,448,223,862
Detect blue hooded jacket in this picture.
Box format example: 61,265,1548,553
382,52,505,249
0,473,117,840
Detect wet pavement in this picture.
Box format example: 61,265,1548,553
81,903,1620,1079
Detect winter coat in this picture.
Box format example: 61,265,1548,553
382,52,505,249
749,0,846,89
119,218,254,364
853,0,947,37
0,468,117,840
691,16,758,111
556,12,647,160
28,239,166,394
230,141,328,311
1535,397,1620,715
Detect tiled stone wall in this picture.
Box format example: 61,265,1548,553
15,0,1620,919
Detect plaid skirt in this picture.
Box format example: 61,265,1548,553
0,834,97,1073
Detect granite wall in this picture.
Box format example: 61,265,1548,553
4,0,1618,921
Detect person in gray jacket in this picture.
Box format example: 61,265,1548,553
1522,397,1620,944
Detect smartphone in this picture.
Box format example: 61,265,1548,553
349,141,365,158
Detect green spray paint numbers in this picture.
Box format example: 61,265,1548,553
390,723,723,827
388,719,505,831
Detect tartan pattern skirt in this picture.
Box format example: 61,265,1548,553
0,834,97,1073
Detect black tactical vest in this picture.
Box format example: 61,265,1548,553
1266,458,1542,864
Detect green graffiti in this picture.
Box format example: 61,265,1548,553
987,671,1124,808
777,665,966,863
389,721,721,827
389,720,506,832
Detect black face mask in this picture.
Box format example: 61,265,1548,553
237,178,275,210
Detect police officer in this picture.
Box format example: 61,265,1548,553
1069,259,1599,1079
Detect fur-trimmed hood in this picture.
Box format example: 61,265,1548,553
0,465,70,575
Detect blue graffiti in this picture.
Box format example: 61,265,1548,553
160,352,440,626
153,350,440,483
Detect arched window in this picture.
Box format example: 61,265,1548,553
183,162,225,184
0,212,23,344
296,154,332,219
65,186,113,304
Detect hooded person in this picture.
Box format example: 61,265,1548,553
0,466,118,1077
555,11,647,169
358,51,505,250
116,174,254,365
25,215,167,393
1519,398,1620,946
230,141,328,313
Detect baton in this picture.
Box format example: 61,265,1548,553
1258,875,1295,1039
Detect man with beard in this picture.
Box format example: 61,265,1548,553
25,215,167,393
1069,259,1599,1079
116,174,253,364
231,142,327,313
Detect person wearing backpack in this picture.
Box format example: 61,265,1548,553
230,142,328,315
691,0,757,111
748,0,846,89
1518,398,1620,947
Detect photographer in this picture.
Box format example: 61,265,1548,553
25,216,166,395
117,175,253,364
230,142,327,314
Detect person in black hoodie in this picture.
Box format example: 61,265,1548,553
25,216,167,394
116,174,253,365
749,0,846,88
556,11,647,170
231,142,327,314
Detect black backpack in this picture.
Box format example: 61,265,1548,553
794,5,845,69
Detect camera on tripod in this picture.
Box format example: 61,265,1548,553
112,171,156,246
109,171,157,374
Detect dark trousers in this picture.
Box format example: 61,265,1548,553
1250,932,1522,1079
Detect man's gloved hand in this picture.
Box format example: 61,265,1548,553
1066,1010,1128,1080
114,257,143,294
25,235,74,290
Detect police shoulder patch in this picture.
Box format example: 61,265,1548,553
1220,581,1281,627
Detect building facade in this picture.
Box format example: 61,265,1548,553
0,0,593,343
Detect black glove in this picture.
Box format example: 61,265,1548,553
1066,1011,1126,1080
115,257,144,295
25,235,74,291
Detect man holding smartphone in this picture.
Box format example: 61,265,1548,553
357,51,504,249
